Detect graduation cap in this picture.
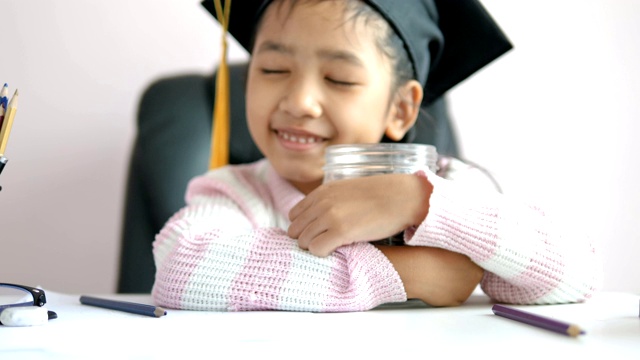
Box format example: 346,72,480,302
202,0,512,169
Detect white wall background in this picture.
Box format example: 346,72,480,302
0,0,638,295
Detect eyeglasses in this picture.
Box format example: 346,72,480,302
0,283,57,322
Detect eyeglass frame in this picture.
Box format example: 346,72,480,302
0,283,47,311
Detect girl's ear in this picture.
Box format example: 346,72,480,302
385,80,423,141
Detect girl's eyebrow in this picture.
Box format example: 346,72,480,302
255,41,364,67
317,49,364,67
255,40,293,55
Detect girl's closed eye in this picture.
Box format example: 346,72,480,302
261,68,290,75
323,66,365,88
325,77,358,87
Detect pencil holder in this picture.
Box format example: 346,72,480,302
323,143,438,245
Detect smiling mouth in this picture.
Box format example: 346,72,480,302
275,130,325,144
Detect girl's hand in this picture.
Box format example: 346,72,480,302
288,173,433,257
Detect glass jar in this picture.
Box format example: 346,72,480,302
323,143,438,182
322,143,438,245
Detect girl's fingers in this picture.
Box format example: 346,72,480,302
288,205,322,241
287,199,315,238
288,191,316,221
294,216,321,249
292,205,336,249
307,231,345,257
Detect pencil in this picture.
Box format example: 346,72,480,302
492,304,585,337
0,89,19,156
0,84,9,135
79,295,167,318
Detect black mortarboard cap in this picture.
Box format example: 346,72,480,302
201,0,512,104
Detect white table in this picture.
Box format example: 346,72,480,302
0,290,638,359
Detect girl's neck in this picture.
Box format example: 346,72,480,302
289,178,323,195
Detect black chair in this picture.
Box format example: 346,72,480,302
116,61,461,293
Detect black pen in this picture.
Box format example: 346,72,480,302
79,295,167,318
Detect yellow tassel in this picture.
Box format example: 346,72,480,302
209,0,232,169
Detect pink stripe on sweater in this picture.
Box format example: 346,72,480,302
408,171,499,263
152,223,214,309
489,243,565,303
323,243,407,312
228,229,294,311
324,248,358,312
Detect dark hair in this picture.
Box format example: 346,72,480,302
251,0,422,142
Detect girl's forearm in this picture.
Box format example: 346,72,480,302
405,171,601,304
153,227,408,312
376,245,483,307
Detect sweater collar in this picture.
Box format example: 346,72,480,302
265,160,306,216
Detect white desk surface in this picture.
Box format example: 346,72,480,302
0,290,638,359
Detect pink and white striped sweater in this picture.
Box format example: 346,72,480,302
152,158,601,311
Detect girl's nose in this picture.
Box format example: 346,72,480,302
278,78,322,119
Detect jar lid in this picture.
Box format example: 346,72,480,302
324,143,437,167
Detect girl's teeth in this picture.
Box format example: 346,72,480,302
280,131,318,144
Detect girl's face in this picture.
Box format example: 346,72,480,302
246,0,404,194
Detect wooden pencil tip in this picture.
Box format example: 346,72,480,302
567,324,584,337
154,307,167,317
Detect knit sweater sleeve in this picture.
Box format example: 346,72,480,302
405,169,602,305
151,165,406,312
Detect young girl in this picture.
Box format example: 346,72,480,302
151,0,601,311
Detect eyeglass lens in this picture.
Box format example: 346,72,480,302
0,283,46,311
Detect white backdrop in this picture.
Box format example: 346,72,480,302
0,0,638,294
